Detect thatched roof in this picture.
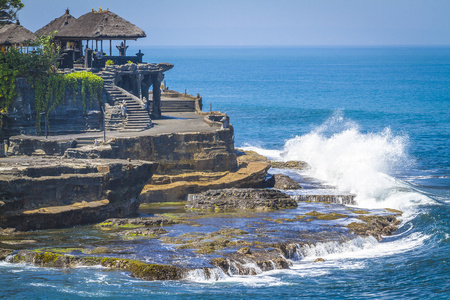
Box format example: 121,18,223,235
35,9,76,36
56,9,146,40
0,21,36,45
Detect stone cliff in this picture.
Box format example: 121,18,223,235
0,156,157,230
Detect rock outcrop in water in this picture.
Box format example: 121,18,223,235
186,188,298,211
12,250,186,281
266,173,302,190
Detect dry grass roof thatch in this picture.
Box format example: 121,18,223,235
0,22,36,45
56,10,146,40
35,9,76,36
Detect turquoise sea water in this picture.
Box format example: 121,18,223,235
1,47,449,298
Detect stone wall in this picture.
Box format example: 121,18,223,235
6,78,103,136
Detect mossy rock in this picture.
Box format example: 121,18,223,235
305,211,348,220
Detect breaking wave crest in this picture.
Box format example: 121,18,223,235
244,111,433,210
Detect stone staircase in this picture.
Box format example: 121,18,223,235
75,136,97,147
99,70,152,132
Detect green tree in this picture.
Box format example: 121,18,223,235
0,0,24,26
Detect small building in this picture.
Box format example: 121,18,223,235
53,8,146,68
35,8,77,36
0,20,36,52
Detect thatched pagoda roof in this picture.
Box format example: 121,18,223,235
56,9,146,40
0,21,36,45
35,9,76,36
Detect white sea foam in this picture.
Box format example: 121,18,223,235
305,232,429,260
245,112,434,211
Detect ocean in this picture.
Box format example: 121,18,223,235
1,47,449,298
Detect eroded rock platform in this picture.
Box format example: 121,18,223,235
0,156,157,230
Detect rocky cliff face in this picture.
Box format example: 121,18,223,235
108,128,237,173
0,156,157,230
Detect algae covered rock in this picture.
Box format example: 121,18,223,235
97,215,178,228
186,188,297,211
13,250,186,281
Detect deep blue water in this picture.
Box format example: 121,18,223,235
1,47,449,298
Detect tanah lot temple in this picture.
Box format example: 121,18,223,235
1,8,208,138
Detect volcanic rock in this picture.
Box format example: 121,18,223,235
186,188,297,211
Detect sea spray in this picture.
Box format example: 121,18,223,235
281,112,409,204
243,112,434,210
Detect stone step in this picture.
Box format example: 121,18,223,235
125,119,150,123
127,115,150,119
75,137,97,147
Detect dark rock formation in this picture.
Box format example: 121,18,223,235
0,156,157,231
210,249,291,275
186,188,297,211
266,174,302,190
347,214,401,241
97,215,178,227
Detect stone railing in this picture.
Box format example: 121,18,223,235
200,112,230,129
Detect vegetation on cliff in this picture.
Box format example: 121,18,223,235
0,31,103,132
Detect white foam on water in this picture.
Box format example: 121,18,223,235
245,111,435,212
241,144,283,161
298,233,430,261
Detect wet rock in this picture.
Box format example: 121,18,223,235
271,161,309,170
13,250,186,281
121,228,168,237
1,240,37,245
266,174,302,190
237,247,251,255
84,247,114,254
315,258,325,263
0,249,13,260
186,188,297,211
97,215,178,227
346,214,402,241
211,249,292,276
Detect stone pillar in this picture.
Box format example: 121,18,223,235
85,48,93,68
141,75,152,113
151,73,164,119
137,73,143,100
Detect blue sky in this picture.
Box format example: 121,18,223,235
18,0,450,46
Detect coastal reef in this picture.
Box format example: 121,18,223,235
1,201,402,281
